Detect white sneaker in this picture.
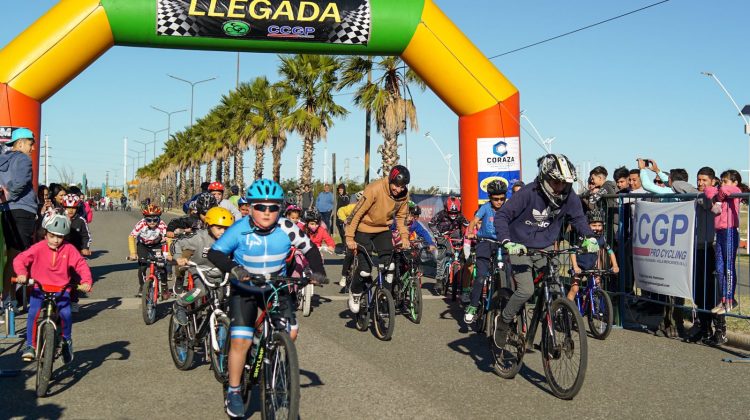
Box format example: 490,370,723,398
348,292,362,314
339,276,347,287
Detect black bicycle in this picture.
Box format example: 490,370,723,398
168,262,231,383
348,244,396,341
488,248,588,400
471,238,505,334
230,273,326,419
389,246,423,324
24,280,85,397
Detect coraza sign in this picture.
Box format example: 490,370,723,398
157,0,371,44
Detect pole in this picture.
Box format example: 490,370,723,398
124,137,128,199
44,135,49,186
236,52,240,89
446,154,452,194
364,58,372,184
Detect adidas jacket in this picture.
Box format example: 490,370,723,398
495,181,594,249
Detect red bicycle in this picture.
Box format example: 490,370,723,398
131,249,169,325
436,234,464,301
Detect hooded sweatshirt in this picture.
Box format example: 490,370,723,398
495,181,594,249
13,240,93,290
345,177,409,244
704,185,741,230
0,150,38,214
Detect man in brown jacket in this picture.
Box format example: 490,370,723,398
345,165,411,313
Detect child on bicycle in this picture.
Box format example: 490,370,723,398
302,209,335,252
62,194,91,256
464,180,507,322
15,213,93,363
429,196,470,295
237,197,250,217
206,179,327,418
128,204,169,298
567,209,619,301
172,207,234,325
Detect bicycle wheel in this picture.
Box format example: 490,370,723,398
541,298,588,400
588,289,613,340
302,284,313,317
260,332,300,420
210,316,231,383
373,288,396,341
35,322,56,397
404,276,423,324
354,291,369,332
450,264,460,302
168,314,194,370
141,278,157,325
489,288,525,379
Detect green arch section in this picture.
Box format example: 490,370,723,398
101,0,424,55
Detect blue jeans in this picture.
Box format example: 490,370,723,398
26,287,72,348
715,228,739,302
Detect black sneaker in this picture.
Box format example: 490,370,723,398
493,317,511,348
704,330,728,347
62,339,74,364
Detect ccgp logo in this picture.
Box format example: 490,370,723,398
480,176,508,193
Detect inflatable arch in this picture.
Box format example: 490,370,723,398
0,0,519,217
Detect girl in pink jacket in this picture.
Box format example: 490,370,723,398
704,169,746,314
14,213,93,363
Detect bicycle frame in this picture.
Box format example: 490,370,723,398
354,244,388,310
572,269,613,318
182,262,230,352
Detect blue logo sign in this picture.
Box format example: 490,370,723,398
493,141,508,157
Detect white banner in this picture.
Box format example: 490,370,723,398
476,137,520,172
632,201,695,300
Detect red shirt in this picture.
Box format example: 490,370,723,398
13,241,93,291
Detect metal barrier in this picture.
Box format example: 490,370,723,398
586,192,750,328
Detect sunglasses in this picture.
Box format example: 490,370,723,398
252,204,281,213
145,217,160,223
490,196,506,202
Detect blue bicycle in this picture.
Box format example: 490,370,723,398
569,268,614,340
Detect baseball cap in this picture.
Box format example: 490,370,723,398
8,127,34,145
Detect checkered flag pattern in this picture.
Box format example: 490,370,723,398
157,0,200,37
328,3,371,45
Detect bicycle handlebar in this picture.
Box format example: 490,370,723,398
522,247,582,257
186,261,229,288
573,268,615,276
14,279,88,293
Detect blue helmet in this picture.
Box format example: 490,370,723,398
246,179,284,202
237,197,249,205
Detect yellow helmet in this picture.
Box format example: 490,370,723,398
204,207,234,227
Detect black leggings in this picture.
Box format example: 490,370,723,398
350,230,394,294
2,209,36,251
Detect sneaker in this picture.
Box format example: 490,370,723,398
348,292,362,314
225,389,245,418
62,339,74,364
173,304,189,326
704,330,728,347
460,289,471,304
21,346,35,362
339,276,347,287
711,302,724,314
464,305,478,323
434,280,443,295
71,302,80,313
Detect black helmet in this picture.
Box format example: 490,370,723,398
388,165,410,187
195,192,218,215
302,209,321,223
408,201,421,216
230,185,240,195
486,180,508,196
587,209,605,224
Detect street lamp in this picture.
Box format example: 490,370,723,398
151,106,186,140
701,71,750,253
520,111,555,153
139,128,167,161
132,140,153,164
129,148,145,169
424,132,460,194
167,74,217,126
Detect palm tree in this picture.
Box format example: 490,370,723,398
278,54,348,196
339,56,425,176
243,76,293,182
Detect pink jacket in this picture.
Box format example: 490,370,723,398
13,241,93,291
705,185,741,230
305,226,335,249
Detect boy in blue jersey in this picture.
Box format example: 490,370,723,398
464,180,508,323
207,179,327,418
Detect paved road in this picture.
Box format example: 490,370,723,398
2,211,750,419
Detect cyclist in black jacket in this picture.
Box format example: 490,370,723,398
429,197,469,294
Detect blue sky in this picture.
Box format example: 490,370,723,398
3,0,749,190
